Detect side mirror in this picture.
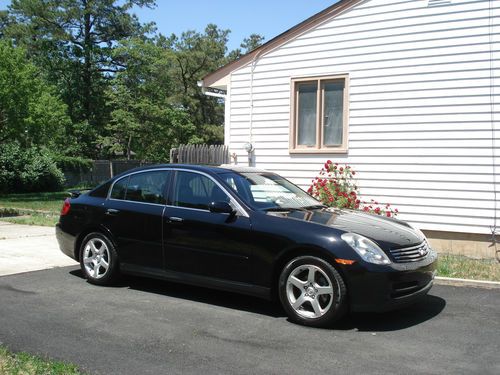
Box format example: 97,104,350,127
208,201,235,215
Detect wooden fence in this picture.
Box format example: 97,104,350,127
170,145,230,165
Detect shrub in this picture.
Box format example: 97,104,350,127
53,155,93,172
0,143,65,193
309,160,398,217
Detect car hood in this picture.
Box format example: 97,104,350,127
267,208,424,250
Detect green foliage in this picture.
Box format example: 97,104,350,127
0,142,65,193
241,34,265,53
0,41,71,149
4,0,156,158
163,24,231,137
53,155,93,172
1,0,264,161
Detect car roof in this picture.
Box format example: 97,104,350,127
112,164,269,179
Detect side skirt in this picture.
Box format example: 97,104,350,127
120,263,272,300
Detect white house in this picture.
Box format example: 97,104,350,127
201,0,499,258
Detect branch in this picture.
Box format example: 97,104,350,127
98,67,124,73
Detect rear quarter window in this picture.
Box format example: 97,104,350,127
88,181,112,198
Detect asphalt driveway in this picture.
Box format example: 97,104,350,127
0,267,498,375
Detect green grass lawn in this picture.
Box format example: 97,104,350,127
0,191,69,213
0,191,69,227
0,346,82,375
437,254,500,282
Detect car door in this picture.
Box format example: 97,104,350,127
163,170,253,283
103,169,171,272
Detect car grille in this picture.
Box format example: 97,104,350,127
390,242,429,263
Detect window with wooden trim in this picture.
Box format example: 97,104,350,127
290,75,348,153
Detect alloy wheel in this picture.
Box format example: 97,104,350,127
286,264,335,319
82,238,110,279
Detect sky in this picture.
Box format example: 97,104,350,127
0,0,339,51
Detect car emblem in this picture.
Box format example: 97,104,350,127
419,248,427,256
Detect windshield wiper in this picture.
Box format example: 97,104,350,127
263,207,302,212
302,205,327,210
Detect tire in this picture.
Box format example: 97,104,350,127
278,256,347,327
79,232,120,286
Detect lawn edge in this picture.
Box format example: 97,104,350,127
435,276,500,289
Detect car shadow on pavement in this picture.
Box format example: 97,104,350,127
69,269,446,331
334,295,446,332
69,269,286,318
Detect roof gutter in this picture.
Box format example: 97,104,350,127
197,81,227,99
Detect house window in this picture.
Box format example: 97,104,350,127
290,75,349,153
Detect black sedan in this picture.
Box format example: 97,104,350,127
56,164,437,327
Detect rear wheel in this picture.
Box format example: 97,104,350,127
80,232,119,285
279,256,347,327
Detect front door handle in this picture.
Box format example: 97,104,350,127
168,216,184,223
105,208,120,215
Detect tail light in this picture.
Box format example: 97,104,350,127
60,198,71,216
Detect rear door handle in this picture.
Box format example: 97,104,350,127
105,208,120,215
168,216,184,223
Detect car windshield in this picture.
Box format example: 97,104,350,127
219,171,322,211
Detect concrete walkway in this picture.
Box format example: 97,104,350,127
0,221,77,276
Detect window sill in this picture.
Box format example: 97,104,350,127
289,148,348,154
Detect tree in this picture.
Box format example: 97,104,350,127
0,10,9,38
227,33,265,61
4,0,156,157
241,33,265,53
0,41,71,150
161,24,257,145
101,38,200,161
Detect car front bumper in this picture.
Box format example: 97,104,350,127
346,252,438,312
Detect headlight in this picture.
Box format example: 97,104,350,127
341,233,391,265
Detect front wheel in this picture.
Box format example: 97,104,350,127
80,232,120,286
279,256,347,327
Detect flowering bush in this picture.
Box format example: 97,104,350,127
308,160,398,217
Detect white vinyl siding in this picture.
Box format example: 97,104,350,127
225,0,499,235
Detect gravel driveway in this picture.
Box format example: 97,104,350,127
0,266,498,375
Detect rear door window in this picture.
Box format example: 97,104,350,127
126,171,170,204
110,171,170,204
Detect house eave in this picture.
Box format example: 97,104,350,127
201,0,363,89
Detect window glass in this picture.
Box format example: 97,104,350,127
291,75,347,152
297,83,317,146
125,171,170,204
221,172,320,210
110,176,129,200
173,171,229,210
89,181,111,198
323,81,344,146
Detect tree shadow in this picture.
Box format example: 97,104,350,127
68,269,446,331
